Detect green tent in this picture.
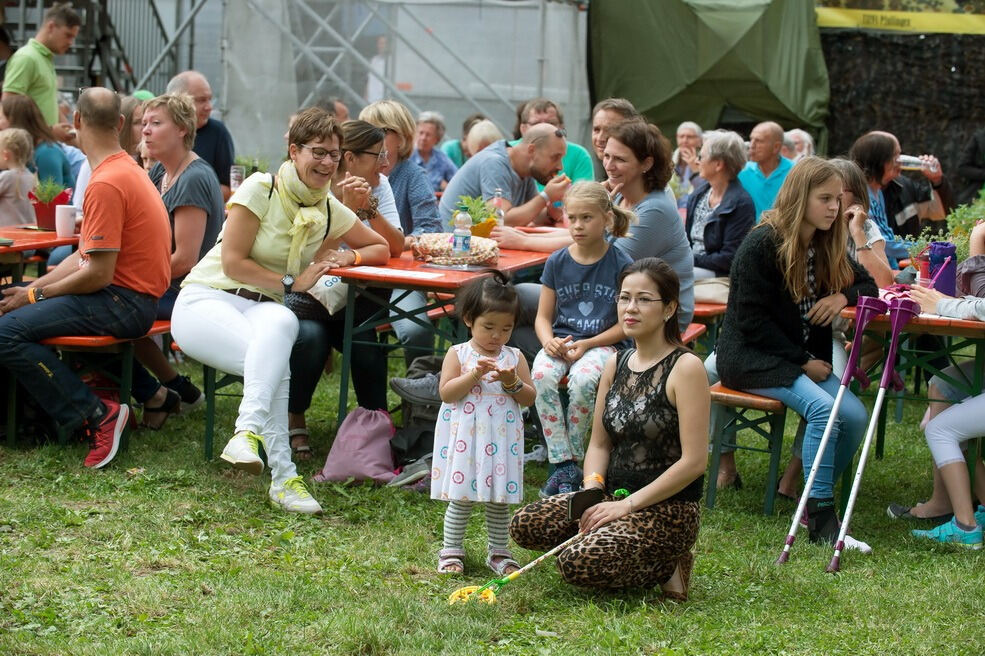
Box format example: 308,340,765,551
589,0,830,147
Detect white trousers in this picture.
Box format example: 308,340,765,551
172,284,299,484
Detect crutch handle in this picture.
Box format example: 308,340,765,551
879,298,920,389
841,296,888,389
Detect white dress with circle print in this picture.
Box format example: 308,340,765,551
430,341,524,504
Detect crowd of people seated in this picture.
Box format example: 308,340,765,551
3,2,985,603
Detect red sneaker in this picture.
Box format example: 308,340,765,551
84,400,129,469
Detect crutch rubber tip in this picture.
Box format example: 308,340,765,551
825,556,841,573
776,551,790,565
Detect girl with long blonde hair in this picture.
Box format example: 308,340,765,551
716,157,878,551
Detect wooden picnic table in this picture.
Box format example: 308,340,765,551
0,225,78,282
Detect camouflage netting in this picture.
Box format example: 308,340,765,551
820,29,985,190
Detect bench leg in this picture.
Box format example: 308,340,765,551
763,410,786,516
119,343,134,452
6,370,16,447
706,404,729,510
204,365,216,461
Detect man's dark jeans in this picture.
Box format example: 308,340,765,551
0,285,157,432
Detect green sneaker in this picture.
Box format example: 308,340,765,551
269,476,323,514
912,518,982,550
220,430,266,475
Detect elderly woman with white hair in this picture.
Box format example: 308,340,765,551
673,121,705,208
684,130,756,279
410,110,458,192
784,128,815,162
465,119,504,156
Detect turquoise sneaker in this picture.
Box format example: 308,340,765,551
912,517,983,550
975,505,985,527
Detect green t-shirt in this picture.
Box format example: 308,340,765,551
440,139,465,168
3,39,59,125
507,139,596,191
182,172,357,300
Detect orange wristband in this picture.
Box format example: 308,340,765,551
352,249,362,266
583,472,604,487
27,287,36,304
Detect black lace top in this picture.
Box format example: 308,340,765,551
601,347,704,503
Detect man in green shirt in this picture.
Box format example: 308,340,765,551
2,2,80,141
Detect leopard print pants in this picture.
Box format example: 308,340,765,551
509,492,700,589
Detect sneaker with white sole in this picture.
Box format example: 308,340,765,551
388,374,440,405
220,430,265,475
84,400,129,469
912,517,983,549
387,456,432,487
166,374,204,413
269,476,323,514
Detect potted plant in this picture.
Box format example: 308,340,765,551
235,155,270,177
29,178,72,231
454,195,498,238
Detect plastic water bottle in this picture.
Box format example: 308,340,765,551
898,155,938,174
452,208,472,266
492,188,506,226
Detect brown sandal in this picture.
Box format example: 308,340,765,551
289,428,313,460
662,550,694,603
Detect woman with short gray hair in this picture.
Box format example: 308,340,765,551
684,130,756,278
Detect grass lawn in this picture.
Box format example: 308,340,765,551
2,358,985,655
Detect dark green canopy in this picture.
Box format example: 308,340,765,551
589,0,830,145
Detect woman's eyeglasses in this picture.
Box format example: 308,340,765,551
349,148,389,163
616,295,663,306
299,144,342,162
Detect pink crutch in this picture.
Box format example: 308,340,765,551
827,297,920,572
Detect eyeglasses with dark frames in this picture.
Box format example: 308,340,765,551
298,144,342,162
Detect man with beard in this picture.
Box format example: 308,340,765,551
438,123,570,226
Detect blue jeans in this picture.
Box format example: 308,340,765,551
749,373,867,499
0,285,157,431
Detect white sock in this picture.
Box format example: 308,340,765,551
843,534,873,554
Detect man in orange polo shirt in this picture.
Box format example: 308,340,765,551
0,87,171,468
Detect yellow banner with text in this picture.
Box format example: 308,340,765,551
816,8,985,34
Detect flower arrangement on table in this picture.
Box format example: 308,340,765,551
452,195,499,238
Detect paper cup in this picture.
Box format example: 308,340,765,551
55,204,76,237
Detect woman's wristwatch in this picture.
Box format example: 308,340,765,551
355,195,380,222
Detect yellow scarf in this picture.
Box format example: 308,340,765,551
275,160,329,276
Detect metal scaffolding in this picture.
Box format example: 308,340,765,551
221,0,590,166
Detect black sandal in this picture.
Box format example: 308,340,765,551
140,388,181,430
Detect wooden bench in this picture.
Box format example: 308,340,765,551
691,302,727,352
706,382,787,516
6,320,172,448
